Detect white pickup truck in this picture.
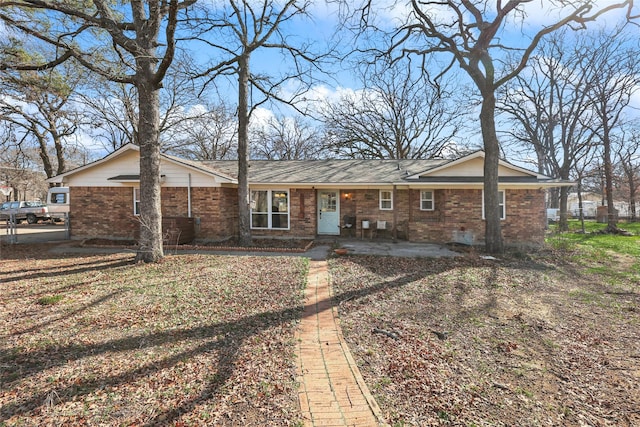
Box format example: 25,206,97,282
0,200,51,224
46,187,70,220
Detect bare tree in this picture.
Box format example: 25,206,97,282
584,29,640,231
321,59,464,159
251,115,322,160
352,0,637,253
193,0,324,246
81,80,140,151
616,131,640,221
1,0,196,262
498,31,600,231
82,56,212,152
164,101,238,160
0,60,85,179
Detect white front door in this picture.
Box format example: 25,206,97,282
317,190,340,235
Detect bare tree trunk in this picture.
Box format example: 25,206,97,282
603,131,617,230
548,188,559,209
559,186,569,231
51,131,66,176
237,55,251,246
558,165,571,232
135,78,164,263
35,132,54,179
480,93,504,254
577,180,585,233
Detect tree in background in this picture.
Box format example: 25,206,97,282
350,0,637,253
615,131,640,221
1,0,196,262
81,80,139,151
192,0,325,246
164,101,238,160
82,56,217,153
0,56,85,179
499,31,599,231
584,29,640,232
251,115,322,160
321,58,464,159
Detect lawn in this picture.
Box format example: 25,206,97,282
3,233,639,427
0,244,308,426
330,235,640,426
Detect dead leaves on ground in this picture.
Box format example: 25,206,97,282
330,255,640,426
1,249,308,426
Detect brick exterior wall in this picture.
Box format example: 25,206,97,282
502,189,547,246
70,186,239,242
70,187,139,240
190,187,237,241
70,186,546,246
340,188,546,246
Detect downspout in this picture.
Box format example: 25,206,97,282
188,173,192,217
392,184,398,242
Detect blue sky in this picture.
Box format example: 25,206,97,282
5,0,637,164
217,1,640,156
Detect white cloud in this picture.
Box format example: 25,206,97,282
249,106,276,130
509,0,637,29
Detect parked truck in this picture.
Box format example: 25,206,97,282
0,200,51,224
46,186,70,220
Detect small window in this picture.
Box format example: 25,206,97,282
52,193,67,204
420,190,434,211
482,190,505,220
133,188,140,216
379,190,393,210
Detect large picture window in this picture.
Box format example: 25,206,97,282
482,190,506,220
379,190,393,210
420,190,434,211
251,189,289,229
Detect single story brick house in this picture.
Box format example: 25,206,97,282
48,143,570,246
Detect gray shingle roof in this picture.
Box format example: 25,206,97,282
199,159,447,184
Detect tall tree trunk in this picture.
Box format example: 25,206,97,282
548,188,559,209
237,54,251,246
558,166,570,231
135,78,164,263
480,93,504,254
577,180,585,233
36,132,54,179
51,131,66,176
603,132,617,230
559,186,569,231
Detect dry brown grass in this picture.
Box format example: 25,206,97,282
330,253,640,426
1,244,308,426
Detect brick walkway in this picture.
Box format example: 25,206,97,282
296,260,386,426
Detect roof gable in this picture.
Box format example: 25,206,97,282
47,143,237,185
407,151,547,180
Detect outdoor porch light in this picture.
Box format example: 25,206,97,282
344,192,352,200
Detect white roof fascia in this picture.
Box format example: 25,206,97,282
162,153,237,183
406,151,551,180
46,143,139,183
405,151,484,179
46,143,238,184
248,182,396,188
399,180,574,189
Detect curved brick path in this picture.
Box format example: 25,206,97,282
296,260,387,426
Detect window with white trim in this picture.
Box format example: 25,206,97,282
482,190,506,220
251,189,289,229
133,188,140,216
379,190,393,210
420,190,434,211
